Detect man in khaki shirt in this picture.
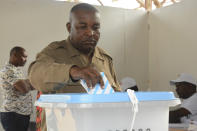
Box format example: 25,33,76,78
28,3,121,131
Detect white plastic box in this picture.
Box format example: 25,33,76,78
35,92,180,131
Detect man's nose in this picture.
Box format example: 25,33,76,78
23,58,27,62
86,28,94,36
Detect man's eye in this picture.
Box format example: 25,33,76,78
93,26,100,30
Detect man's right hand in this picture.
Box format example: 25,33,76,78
70,66,104,89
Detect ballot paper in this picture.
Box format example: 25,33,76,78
80,72,114,94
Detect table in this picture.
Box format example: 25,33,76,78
169,128,187,131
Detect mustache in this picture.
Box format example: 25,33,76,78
82,38,97,43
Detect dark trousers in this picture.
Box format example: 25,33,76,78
0,112,30,131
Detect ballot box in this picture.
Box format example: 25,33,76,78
35,92,180,131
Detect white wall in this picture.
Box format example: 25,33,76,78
0,0,148,123
148,0,197,91
99,7,149,90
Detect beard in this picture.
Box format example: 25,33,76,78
72,41,97,54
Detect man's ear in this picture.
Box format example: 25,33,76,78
66,22,71,33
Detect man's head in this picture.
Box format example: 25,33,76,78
66,3,100,54
170,73,197,99
9,46,27,67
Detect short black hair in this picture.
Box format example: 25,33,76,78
176,82,196,88
10,46,25,56
70,3,98,13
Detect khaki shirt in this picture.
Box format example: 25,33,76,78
28,38,121,131
29,38,121,94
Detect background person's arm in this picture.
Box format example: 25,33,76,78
13,79,32,93
25,79,34,90
169,108,191,123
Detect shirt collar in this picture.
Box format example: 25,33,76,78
6,62,16,68
5,62,21,71
93,47,104,61
64,37,81,58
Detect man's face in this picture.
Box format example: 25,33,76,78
175,82,194,99
14,50,27,67
67,10,100,54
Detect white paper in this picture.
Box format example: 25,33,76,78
80,72,114,94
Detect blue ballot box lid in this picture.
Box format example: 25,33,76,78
36,92,178,104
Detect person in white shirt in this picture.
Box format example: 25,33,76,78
0,46,34,131
169,73,197,123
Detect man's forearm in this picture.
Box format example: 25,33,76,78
25,79,34,90
169,108,191,123
28,60,74,93
13,79,31,94
169,110,181,123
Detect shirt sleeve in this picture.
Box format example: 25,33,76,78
28,53,75,93
180,94,197,115
109,60,121,92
